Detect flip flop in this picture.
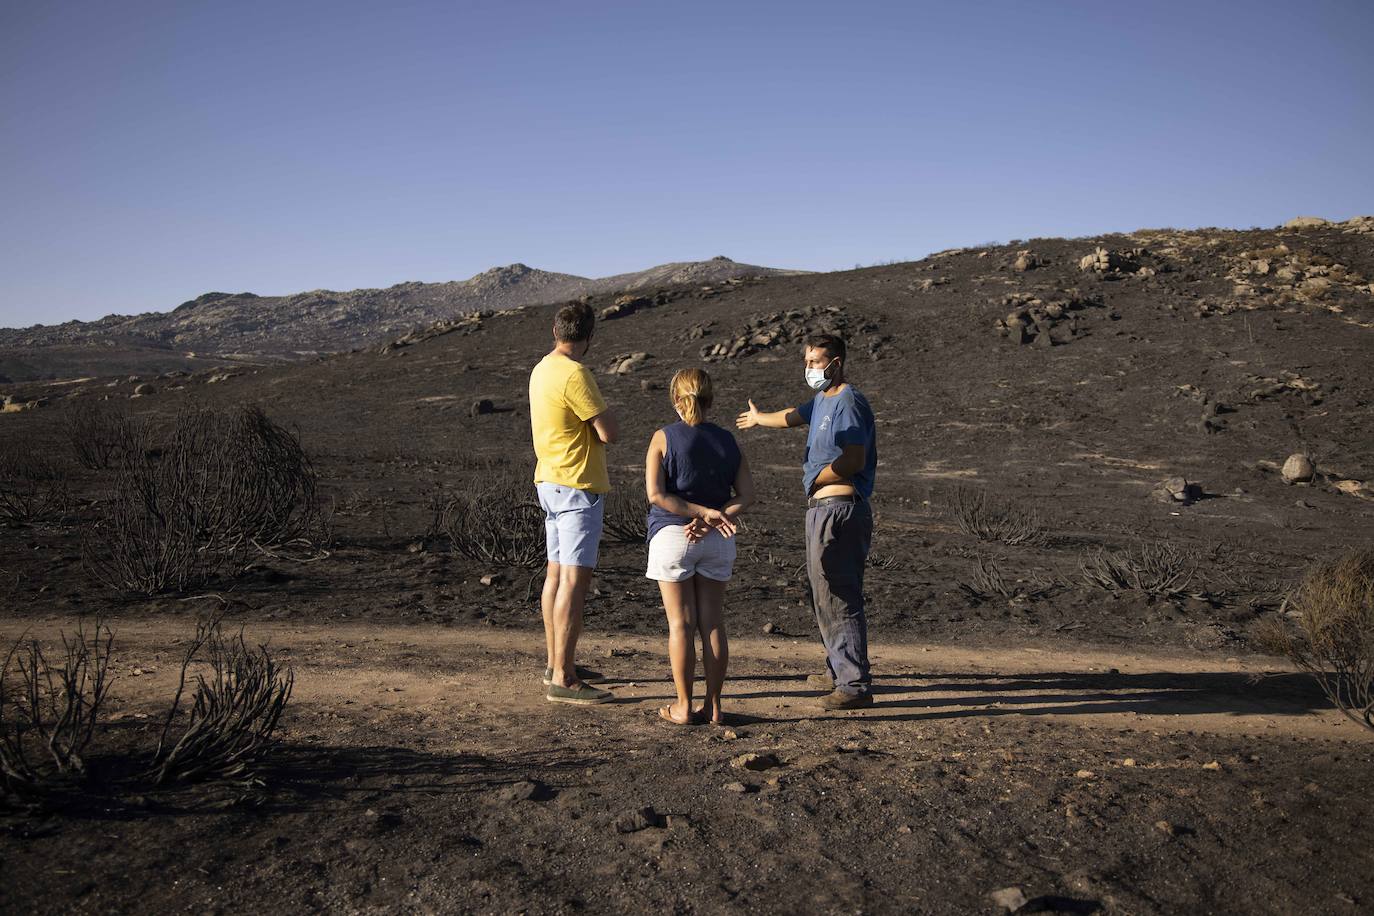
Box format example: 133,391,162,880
658,705,700,727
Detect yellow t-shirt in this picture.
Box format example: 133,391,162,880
529,351,610,492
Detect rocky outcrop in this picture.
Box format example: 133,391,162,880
599,295,654,321
1078,247,1156,278
993,292,1099,347
604,352,651,375
701,305,850,362
1224,241,1372,316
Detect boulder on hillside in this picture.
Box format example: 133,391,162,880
1332,479,1373,499
1012,250,1040,272
1283,216,1330,229
599,295,651,321
1281,453,1315,485
993,291,1095,347
1079,246,1144,276
606,352,651,375
1155,476,1202,505
2,395,48,413
1296,277,1332,301
702,305,849,363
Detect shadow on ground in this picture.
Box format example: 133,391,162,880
670,669,1333,725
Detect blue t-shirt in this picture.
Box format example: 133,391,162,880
798,386,877,499
645,421,742,542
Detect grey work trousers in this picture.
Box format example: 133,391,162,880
805,498,873,695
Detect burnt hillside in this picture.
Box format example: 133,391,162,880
3,217,1373,651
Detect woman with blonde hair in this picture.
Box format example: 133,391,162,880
645,367,754,725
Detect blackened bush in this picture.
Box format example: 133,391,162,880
62,400,135,471
430,469,545,568
958,553,1054,602
0,442,71,527
0,620,113,792
948,487,1047,546
1259,549,1374,732
604,486,648,544
84,405,321,595
1079,540,1196,597
148,617,294,786
958,554,1013,600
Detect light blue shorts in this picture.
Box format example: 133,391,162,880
536,483,605,569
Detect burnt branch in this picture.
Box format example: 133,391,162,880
948,487,1048,547
1079,541,1197,597
603,487,648,544
1257,549,1374,732
430,470,545,569
148,617,294,786
0,620,113,792
0,443,72,528
62,401,137,471
83,405,323,595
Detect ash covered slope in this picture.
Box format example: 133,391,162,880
115,213,1374,495
0,256,804,381
203,215,1374,521
4,216,1374,649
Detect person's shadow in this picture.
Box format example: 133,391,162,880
636,669,1334,725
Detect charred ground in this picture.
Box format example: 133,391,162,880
5,219,1373,649
2,219,1373,914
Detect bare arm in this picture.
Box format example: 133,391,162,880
811,443,866,487
736,399,804,430
590,408,619,444
644,430,737,536
722,453,756,519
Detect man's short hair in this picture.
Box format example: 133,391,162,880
805,332,846,364
553,301,596,343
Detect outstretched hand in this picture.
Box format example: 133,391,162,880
735,399,760,430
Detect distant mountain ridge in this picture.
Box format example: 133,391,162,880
0,256,806,381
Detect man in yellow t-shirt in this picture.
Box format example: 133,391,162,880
529,301,619,706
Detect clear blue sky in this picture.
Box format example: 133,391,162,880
2,0,1371,328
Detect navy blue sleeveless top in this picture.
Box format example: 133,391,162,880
646,421,742,543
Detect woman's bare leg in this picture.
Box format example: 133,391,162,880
694,575,729,724
657,579,697,723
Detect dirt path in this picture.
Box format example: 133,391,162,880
5,618,1372,915
3,616,1364,743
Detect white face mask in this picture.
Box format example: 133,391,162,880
805,358,835,391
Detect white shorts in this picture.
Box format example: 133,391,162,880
646,525,737,583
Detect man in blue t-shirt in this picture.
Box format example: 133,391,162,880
737,333,877,709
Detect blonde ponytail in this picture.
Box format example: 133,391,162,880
670,368,714,426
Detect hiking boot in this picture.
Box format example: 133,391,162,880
806,673,835,690
818,689,873,711
543,666,606,686
546,682,613,705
